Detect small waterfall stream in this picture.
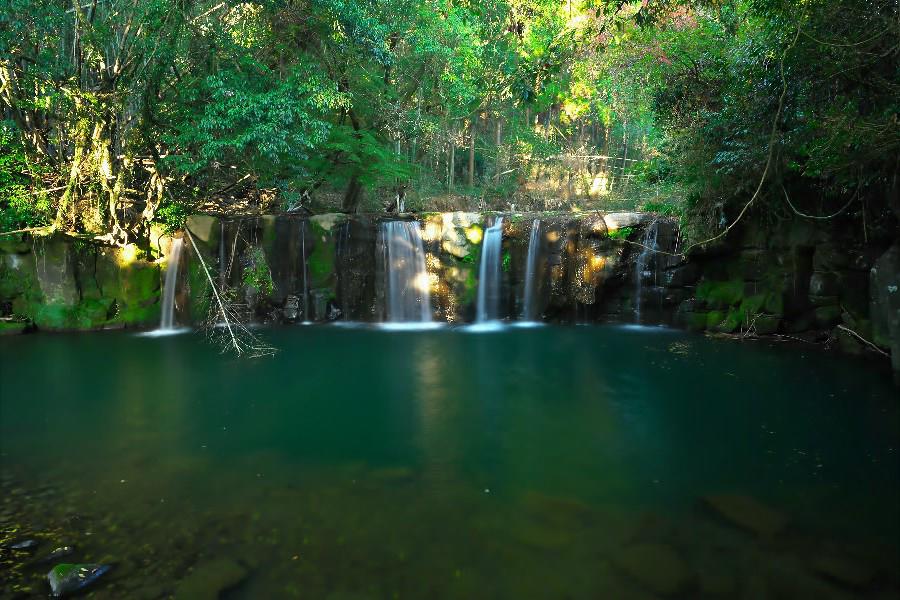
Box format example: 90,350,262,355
382,221,432,322
521,219,541,321
634,221,659,323
160,237,184,330
476,217,504,323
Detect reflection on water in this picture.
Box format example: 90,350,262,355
1,326,898,598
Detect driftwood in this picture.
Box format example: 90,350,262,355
185,229,275,358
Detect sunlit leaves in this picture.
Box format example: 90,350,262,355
165,66,348,182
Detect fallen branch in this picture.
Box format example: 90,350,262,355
836,324,890,357
186,229,239,353
185,229,275,358
0,225,54,237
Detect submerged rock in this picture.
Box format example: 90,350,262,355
9,539,38,550
47,563,111,597
809,555,875,588
174,557,247,600
612,542,691,595
702,493,787,537
33,546,75,565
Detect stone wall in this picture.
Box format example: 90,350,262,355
0,233,168,332
620,214,898,379
182,211,659,325
1,211,896,381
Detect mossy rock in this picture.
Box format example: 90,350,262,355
32,302,76,330
703,493,787,537
717,307,746,333
732,250,767,281
814,305,842,327
308,237,336,289
764,291,784,315
739,293,767,316
459,264,479,306
87,250,162,327
310,213,348,234
73,298,115,329
112,263,162,326
0,252,39,305
174,558,248,600
706,310,726,330
683,311,709,332
32,237,79,305
0,320,29,335
0,235,30,254
696,279,744,309
187,253,212,323
786,311,817,333
612,542,692,595
30,297,115,330
754,315,781,335
186,214,219,244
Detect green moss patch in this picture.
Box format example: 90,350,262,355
696,279,744,309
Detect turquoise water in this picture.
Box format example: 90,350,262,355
1,325,898,598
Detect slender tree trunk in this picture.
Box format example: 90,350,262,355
494,116,502,184
54,112,91,230
468,119,476,187
619,122,629,194
449,135,455,191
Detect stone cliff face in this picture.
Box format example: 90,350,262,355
1,211,896,379
0,234,162,332
183,211,662,325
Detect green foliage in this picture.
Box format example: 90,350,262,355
306,126,412,194
607,226,633,240
242,247,275,296
3,0,895,240
165,66,347,184
156,201,192,234
639,198,679,216
628,0,899,241
0,122,49,232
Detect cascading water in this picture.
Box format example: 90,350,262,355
521,219,542,321
159,237,183,330
634,221,659,323
381,221,432,323
476,217,504,323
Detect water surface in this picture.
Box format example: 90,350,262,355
1,326,898,598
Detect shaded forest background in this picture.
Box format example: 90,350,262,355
1,0,897,245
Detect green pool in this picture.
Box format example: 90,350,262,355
1,325,898,598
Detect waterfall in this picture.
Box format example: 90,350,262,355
476,217,504,323
382,221,432,322
160,237,184,330
521,219,541,321
634,221,658,323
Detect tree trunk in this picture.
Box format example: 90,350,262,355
449,136,455,191
54,114,91,230
619,122,629,194
342,174,363,213
468,119,476,187
494,117,502,184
